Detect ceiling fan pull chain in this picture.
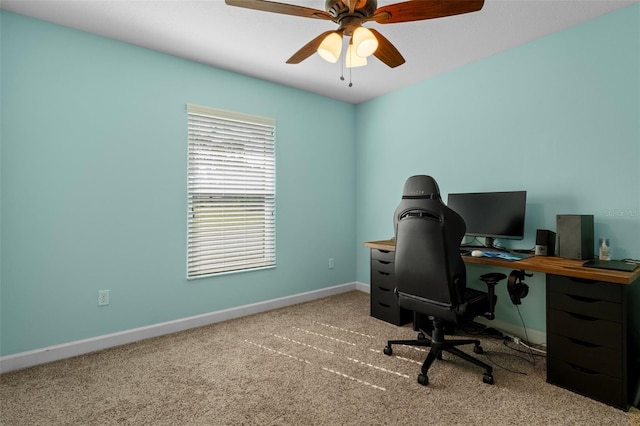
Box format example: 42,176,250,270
340,46,345,82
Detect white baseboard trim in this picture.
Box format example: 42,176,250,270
354,281,370,293
474,317,547,346
0,282,360,373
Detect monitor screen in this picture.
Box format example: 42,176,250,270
447,191,527,245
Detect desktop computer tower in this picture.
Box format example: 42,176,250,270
556,215,594,260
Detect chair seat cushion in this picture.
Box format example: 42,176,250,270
398,287,492,324
464,288,486,303
463,288,493,320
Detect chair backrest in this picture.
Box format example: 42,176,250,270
393,176,467,320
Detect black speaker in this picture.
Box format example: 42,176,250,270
507,271,529,305
535,229,556,256
556,215,594,260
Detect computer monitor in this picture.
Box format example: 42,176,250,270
447,190,527,248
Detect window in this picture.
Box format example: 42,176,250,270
187,104,276,278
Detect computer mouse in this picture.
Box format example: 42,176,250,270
471,250,484,257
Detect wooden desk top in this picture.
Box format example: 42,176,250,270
364,239,640,285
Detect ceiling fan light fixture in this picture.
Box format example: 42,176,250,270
317,32,342,63
352,26,378,57
346,44,367,68
227,0,485,69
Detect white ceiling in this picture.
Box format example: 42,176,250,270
2,0,637,104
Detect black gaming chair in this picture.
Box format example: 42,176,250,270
383,175,506,385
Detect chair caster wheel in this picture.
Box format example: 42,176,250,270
417,332,426,340
474,345,484,354
483,373,494,385
383,346,393,356
417,374,429,386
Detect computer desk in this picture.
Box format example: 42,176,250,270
365,239,640,284
364,239,640,411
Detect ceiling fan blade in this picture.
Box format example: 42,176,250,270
369,0,484,24
369,29,405,68
225,0,332,20
286,30,338,64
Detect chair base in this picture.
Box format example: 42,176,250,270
384,319,494,386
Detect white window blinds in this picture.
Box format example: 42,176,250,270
187,104,276,278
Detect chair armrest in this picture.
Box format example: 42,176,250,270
479,272,507,320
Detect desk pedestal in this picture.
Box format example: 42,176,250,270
546,274,634,410
369,248,412,326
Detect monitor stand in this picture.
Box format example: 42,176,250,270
485,237,495,249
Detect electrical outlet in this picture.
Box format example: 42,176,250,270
328,258,335,269
98,290,110,306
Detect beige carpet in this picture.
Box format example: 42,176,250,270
1,291,638,425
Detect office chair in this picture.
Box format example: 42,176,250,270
383,175,506,385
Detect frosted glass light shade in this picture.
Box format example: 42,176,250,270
353,26,378,57
317,32,342,63
346,45,367,68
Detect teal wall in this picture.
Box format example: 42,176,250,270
2,5,639,357
355,4,640,333
0,11,356,356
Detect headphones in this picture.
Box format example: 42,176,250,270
507,270,530,305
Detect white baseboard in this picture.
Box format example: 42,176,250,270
354,281,370,293
0,282,360,373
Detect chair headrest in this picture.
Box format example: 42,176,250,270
401,175,441,199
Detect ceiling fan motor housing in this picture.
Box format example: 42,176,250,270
326,0,377,20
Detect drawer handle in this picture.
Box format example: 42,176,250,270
566,337,599,348
378,302,391,308
567,294,598,303
377,250,391,254
568,312,598,322
377,286,392,292
568,362,598,375
375,260,392,265
377,271,391,276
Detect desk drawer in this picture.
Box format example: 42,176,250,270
548,358,625,409
547,333,622,378
548,274,622,303
371,268,395,289
548,309,621,349
371,249,394,263
372,284,396,306
548,292,621,323
371,298,412,326
371,259,394,275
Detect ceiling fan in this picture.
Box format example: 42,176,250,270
225,0,485,68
